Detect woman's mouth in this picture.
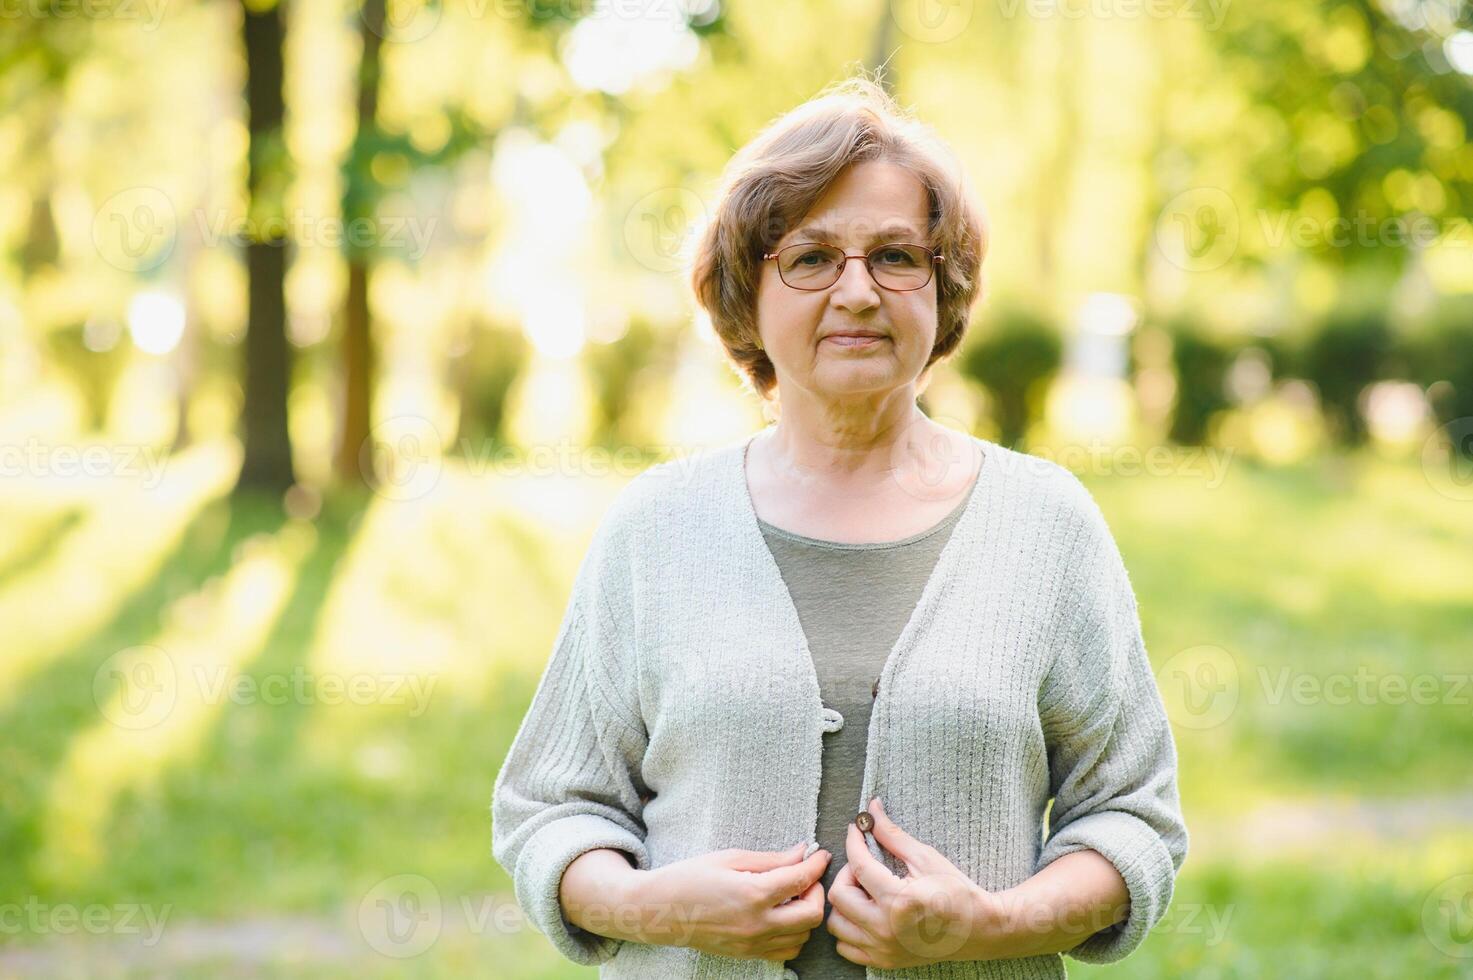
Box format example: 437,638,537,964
823,333,888,349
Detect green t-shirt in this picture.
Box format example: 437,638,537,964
757,483,974,979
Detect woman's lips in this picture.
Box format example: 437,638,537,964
823,334,887,348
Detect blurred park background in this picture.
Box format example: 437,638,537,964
3,0,1473,976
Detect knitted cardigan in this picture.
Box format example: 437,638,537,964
491,431,1189,979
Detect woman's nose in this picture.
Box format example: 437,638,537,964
828,256,881,311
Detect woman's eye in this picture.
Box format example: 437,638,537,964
796,250,828,265
877,248,917,266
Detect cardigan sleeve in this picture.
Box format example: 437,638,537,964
1034,488,1189,965
490,516,652,967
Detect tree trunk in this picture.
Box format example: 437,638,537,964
336,261,372,483
236,0,295,493
867,0,897,91
1035,18,1080,312
333,0,384,488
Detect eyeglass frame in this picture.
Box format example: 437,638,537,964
761,241,945,292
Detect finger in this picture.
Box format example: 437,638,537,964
846,821,900,903
724,843,809,872
824,906,872,947
771,877,826,930
827,860,886,936
834,939,873,967
828,861,871,908
761,930,813,950
867,797,941,873
759,848,830,904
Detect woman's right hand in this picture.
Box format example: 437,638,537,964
635,844,831,961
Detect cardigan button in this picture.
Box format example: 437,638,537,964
855,810,874,833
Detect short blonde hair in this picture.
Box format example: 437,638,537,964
690,76,989,402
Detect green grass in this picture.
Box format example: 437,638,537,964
1,447,1470,976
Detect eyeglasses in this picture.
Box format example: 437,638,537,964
761,241,944,292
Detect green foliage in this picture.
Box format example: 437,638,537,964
339,108,485,262
42,324,131,432
1162,320,1233,446
1217,0,1473,273
583,318,680,450
452,323,529,449
957,308,1061,448
1299,307,1396,446
1409,301,1473,454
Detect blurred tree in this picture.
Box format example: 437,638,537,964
1165,320,1233,446
236,0,296,493
452,321,529,450
583,318,681,449
1215,0,1473,273
1300,306,1396,446
1411,308,1473,459
332,0,387,489
0,20,78,280
866,2,898,93
44,326,129,431
958,308,1062,448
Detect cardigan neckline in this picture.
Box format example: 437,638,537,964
727,426,999,765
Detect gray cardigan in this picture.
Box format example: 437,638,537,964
490,431,1189,979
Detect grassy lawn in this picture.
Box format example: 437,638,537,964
1,442,1469,976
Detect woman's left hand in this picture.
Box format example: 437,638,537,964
826,797,1009,968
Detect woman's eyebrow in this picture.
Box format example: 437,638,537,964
788,223,924,246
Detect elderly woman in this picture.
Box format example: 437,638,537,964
492,78,1188,980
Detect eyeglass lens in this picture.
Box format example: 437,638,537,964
776,244,933,290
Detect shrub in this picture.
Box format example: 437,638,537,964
1298,308,1396,447
1163,319,1233,447
452,322,529,449
957,308,1062,448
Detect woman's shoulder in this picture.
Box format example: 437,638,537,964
590,436,745,547
981,439,1114,537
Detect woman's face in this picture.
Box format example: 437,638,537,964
754,160,939,405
